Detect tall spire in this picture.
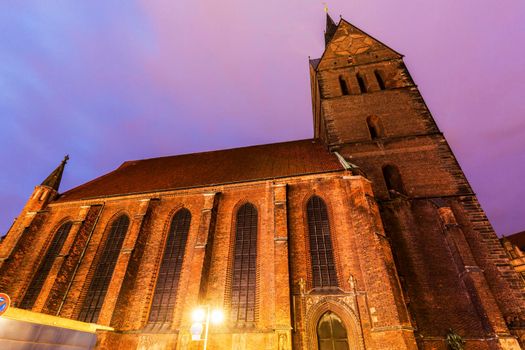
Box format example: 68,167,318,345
324,13,338,46
41,155,69,191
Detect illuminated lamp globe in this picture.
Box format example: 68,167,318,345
210,309,224,324
192,308,206,323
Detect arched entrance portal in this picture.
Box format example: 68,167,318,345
305,299,365,350
317,311,349,350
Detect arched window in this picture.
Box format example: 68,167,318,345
230,203,258,325
382,164,406,196
20,221,73,309
374,70,386,90
307,196,338,288
78,214,129,323
147,208,191,326
339,75,349,96
356,73,367,93
366,115,383,139
317,312,349,350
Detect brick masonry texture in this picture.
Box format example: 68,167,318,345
0,15,524,350
311,17,525,349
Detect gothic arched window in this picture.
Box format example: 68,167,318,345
374,70,386,90
317,311,349,350
367,115,383,139
307,196,338,288
147,208,191,326
78,214,129,323
339,75,349,96
383,164,406,196
230,203,258,325
356,73,367,93
20,221,73,309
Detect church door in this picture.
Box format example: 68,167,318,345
317,311,350,350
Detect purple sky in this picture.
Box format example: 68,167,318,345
1,1,524,236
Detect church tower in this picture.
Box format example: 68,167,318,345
310,14,525,348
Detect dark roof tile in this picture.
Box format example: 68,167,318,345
506,230,525,251
57,139,343,202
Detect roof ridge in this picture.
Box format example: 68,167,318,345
123,138,320,164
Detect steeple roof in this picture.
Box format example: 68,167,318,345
324,13,338,46
41,155,69,191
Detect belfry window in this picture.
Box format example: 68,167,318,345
20,221,73,309
374,70,386,90
367,115,383,139
356,73,367,93
317,312,349,350
78,214,129,323
307,196,338,288
339,75,349,96
383,164,406,196
230,203,258,325
147,208,191,326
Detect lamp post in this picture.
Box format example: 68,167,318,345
191,305,223,350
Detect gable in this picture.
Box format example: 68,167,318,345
315,19,402,70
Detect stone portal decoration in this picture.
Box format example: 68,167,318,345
348,275,356,292
298,278,306,296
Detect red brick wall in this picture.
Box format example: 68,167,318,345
0,172,421,349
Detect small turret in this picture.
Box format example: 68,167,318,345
0,156,70,267
29,155,69,209
41,155,69,192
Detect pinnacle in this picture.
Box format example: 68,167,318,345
40,155,69,191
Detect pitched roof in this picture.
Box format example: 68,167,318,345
506,230,525,251
56,139,344,202
309,58,321,70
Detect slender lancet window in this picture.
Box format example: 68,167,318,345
367,115,383,139
356,73,367,93
317,312,349,350
307,196,338,288
148,209,191,326
78,215,129,323
374,70,386,90
231,203,258,325
20,221,73,309
383,164,406,196
339,75,349,96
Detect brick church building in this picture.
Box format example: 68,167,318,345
1,14,524,350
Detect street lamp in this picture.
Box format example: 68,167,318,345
190,305,223,350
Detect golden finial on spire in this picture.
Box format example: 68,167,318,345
323,2,329,13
